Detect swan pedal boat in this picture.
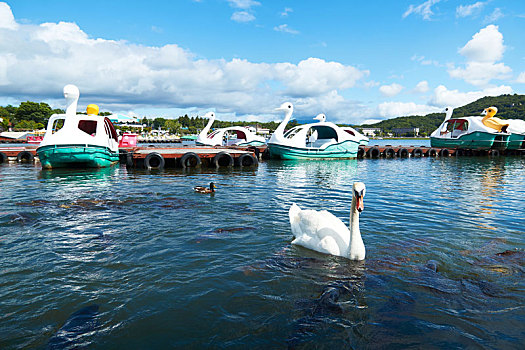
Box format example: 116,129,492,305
196,112,266,147
430,107,512,150
268,103,368,160
37,85,120,169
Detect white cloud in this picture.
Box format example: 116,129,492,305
516,72,525,84
0,5,370,123
378,102,441,118
275,58,368,97
413,80,429,93
231,11,255,23
456,2,486,18
0,2,17,30
448,61,511,86
227,0,260,10
429,84,513,107
459,25,504,62
484,8,503,23
151,26,163,33
362,119,382,125
379,83,403,97
273,24,299,35
281,8,293,17
448,25,511,86
411,54,439,66
363,80,380,88
403,0,441,20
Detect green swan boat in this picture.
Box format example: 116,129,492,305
267,103,367,160
37,85,120,169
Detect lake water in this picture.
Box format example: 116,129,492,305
1,156,524,349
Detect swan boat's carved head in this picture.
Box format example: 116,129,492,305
313,113,326,122
275,102,293,113
63,84,79,100
481,106,498,117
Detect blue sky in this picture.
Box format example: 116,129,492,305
0,0,524,124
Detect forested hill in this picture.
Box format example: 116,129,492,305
360,94,525,135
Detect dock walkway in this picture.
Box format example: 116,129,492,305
1,144,524,168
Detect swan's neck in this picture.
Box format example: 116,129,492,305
198,115,215,139
348,198,365,260
65,97,78,117
269,110,292,143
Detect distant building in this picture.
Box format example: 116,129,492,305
361,128,381,137
256,126,270,135
393,127,419,136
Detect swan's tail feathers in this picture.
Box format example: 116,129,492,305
289,203,301,238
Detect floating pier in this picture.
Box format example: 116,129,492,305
0,147,37,163
357,145,525,158
2,144,524,167
121,147,259,169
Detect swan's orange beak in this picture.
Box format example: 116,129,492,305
356,195,364,212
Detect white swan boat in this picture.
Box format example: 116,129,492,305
430,107,510,150
37,84,120,168
267,103,362,159
196,112,266,147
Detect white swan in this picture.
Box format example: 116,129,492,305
289,182,366,260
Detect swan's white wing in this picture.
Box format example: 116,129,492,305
289,204,350,257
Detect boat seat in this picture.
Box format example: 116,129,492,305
311,138,337,149
451,129,463,138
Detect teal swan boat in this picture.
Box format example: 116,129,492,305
37,84,120,169
267,103,368,160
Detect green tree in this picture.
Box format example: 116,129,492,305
152,117,167,129
14,120,44,131
14,101,53,125
165,119,182,134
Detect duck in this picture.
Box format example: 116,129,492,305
194,182,216,194
481,106,509,133
289,182,366,260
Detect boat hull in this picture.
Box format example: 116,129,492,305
268,140,359,160
507,134,525,150
430,132,509,149
37,145,119,169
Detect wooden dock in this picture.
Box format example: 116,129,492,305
357,145,525,158
1,144,524,168
121,146,259,169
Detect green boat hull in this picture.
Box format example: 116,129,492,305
507,134,525,150
236,140,266,147
37,145,119,169
268,140,359,160
430,132,509,149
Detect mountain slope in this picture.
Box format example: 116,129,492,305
360,94,525,134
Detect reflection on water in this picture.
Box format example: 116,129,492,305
0,157,524,348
